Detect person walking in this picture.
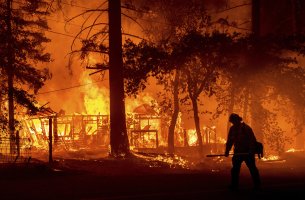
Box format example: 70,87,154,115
225,113,261,191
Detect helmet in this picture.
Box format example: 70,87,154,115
229,113,242,123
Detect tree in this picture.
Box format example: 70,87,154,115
210,0,305,154
122,1,242,155
257,0,305,150
128,1,209,155
67,0,150,156
167,69,180,154
0,0,51,151
108,0,130,156
123,30,238,156
123,38,173,152
171,30,236,155
249,0,305,153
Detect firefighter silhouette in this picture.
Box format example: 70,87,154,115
225,113,261,190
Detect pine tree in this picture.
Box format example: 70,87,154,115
0,0,51,153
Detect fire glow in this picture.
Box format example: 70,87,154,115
18,70,228,152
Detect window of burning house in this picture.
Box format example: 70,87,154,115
128,113,161,149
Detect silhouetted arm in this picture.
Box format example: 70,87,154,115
225,127,234,156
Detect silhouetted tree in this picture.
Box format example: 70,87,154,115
0,0,51,151
172,30,236,155
68,0,150,156
128,1,210,155
211,0,305,154
108,0,130,156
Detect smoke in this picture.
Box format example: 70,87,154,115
34,1,304,152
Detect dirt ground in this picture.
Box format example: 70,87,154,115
0,150,305,200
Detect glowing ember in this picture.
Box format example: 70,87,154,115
286,148,304,153
149,154,192,169
261,155,280,161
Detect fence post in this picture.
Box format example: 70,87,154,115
54,114,58,144
49,117,53,164
16,130,20,156
183,129,189,147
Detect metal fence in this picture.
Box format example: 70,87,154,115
0,136,32,163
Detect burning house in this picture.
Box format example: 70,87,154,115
19,103,163,151
1,100,225,161
128,103,161,149
22,114,110,150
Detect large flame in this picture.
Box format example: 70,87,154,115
82,75,110,115
187,129,198,146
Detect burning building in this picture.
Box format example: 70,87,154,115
128,103,161,149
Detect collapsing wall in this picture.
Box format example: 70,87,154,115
22,114,110,149
21,113,162,150
18,112,224,154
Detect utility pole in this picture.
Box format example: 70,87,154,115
49,117,53,164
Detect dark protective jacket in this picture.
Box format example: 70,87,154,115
225,122,257,155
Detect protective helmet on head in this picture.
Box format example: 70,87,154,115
229,113,242,123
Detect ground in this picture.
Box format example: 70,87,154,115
0,150,305,200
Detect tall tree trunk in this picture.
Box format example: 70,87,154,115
250,97,264,141
227,85,235,132
294,105,304,149
168,69,180,155
289,0,304,149
290,0,303,34
191,97,203,155
5,0,16,154
242,89,249,122
8,68,15,153
291,0,297,34
250,0,264,141
108,0,130,156
252,0,260,37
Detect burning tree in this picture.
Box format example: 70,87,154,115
0,0,52,152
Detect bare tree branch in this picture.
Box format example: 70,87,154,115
66,1,109,51
66,9,108,27
87,27,109,43
89,69,105,76
86,66,108,70
86,12,105,39
71,26,108,52
68,49,108,56
122,32,145,40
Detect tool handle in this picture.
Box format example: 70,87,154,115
206,154,228,157
206,153,251,157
